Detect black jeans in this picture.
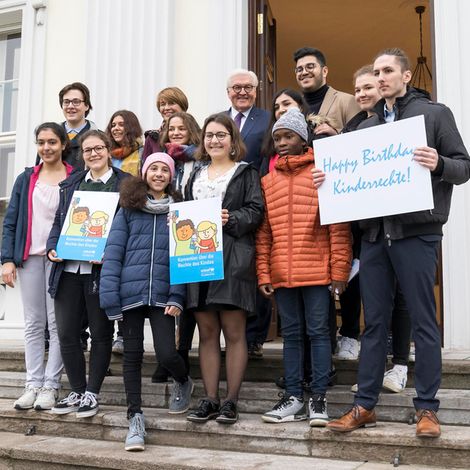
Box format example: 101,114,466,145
338,275,361,340
123,306,188,417
391,285,411,366
54,272,113,394
246,292,272,345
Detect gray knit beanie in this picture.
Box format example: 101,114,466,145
272,107,308,142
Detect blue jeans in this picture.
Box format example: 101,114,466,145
275,286,331,397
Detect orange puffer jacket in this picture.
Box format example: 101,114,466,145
256,148,352,288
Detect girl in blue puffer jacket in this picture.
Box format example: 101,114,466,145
100,153,192,452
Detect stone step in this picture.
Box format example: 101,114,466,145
2,347,470,389
0,402,469,468
0,431,459,470
2,371,470,425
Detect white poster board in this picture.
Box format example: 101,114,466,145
315,115,434,225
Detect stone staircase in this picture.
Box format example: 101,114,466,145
0,347,470,469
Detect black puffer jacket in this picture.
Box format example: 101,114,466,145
357,87,470,241
184,162,264,314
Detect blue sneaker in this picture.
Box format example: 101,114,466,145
169,377,194,414
125,413,146,451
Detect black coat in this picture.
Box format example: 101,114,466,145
184,162,264,314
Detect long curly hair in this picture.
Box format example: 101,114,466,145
119,176,182,210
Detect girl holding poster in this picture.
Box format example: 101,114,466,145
185,113,264,425
1,122,73,411
256,108,351,427
100,153,192,452
46,130,128,419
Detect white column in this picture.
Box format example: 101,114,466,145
41,0,88,123
433,0,470,349
172,0,248,125
13,0,48,171
85,0,172,131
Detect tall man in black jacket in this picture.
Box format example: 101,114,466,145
327,48,470,438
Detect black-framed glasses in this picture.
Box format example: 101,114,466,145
229,84,255,94
82,145,107,156
204,132,230,141
294,63,319,74
62,99,85,107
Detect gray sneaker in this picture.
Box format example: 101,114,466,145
125,413,146,451
169,377,194,414
309,394,329,427
262,394,307,423
14,385,39,410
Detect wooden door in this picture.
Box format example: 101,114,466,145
248,0,277,110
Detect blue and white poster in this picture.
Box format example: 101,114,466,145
315,115,433,225
56,190,120,261
169,197,224,285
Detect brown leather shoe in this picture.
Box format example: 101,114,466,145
416,409,441,438
327,405,376,432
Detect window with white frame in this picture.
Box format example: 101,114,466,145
0,14,21,201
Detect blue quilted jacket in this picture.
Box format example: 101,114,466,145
99,206,185,320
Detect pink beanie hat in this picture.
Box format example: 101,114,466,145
141,152,175,181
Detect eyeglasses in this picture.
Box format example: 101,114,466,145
204,132,231,141
294,63,319,74
62,99,85,107
229,84,255,94
82,145,107,156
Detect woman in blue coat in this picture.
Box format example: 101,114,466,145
100,153,192,452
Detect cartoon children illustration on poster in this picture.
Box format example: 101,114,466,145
171,213,196,256
195,221,218,253
86,211,109,238
65,197,90,236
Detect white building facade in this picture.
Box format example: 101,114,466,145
1,0,470,350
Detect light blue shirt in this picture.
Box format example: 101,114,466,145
384,103,396,123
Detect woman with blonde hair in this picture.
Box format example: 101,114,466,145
142,87,189,161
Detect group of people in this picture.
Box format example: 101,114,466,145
1,45,469,452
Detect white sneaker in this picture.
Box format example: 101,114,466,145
383,365,408,393
112,336,124,354
262,394,307,423
14,386,39,410
309,394,329,427
336,337,360,360
34,387,59,410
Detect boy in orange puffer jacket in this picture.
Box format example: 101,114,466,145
257,108,352,426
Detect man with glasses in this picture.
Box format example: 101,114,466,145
294,47,358,135
226,69,269,171
58,82,98,170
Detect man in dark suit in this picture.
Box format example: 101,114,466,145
226,69,270,170
226,69,271,358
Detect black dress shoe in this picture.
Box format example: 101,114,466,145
187,399,220,423
216,400,238,424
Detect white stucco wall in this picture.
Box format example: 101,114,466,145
433,0,470,349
